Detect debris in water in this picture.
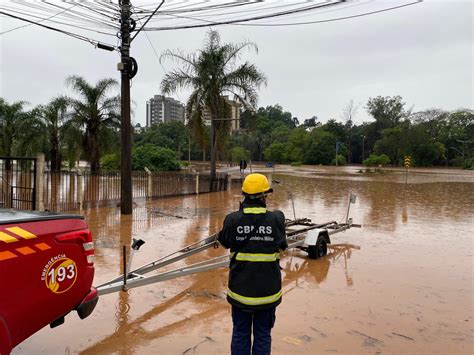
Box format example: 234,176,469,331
392,332,415,341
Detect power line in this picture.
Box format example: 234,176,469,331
0,2,119,30
0,2,78,35
0,10,117,50
131,0,165,42
143,1,345,31
143,0,422,31
0,6,118,35
233,1,423,26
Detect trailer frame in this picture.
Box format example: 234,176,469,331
96,195,361,296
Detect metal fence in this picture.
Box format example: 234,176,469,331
43,170,228,212
0,157,37,210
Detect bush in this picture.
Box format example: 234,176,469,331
101,153,120,170
132,144,180,171
332,154,347,166
363,154,391,167
290,161,302,166
230,147,250,163
264,143,288,163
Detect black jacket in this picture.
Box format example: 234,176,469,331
218,198,287,310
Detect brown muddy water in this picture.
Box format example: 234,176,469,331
13,166,473,354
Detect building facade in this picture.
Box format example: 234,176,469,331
202,96,241,132
146,95,185,127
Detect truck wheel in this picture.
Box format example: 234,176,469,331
308,237,327,259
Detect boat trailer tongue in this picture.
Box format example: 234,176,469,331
96,194,361,296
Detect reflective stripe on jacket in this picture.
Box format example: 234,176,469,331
218,200,287,310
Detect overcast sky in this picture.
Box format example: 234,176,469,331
0,0,472,127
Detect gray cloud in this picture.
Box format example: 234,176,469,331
0,0,472,127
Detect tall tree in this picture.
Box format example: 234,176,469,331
67,76,120,173
33,97,70,171
366,95,407,129
160,30,266,185
0,99,30,157
342,100,358,164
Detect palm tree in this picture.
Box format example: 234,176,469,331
31,97,70,171
160,30,266,186
67,75,120,173
0,99,30,157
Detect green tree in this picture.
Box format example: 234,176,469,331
67,75,120,173
138,121,188,158
230,146,250,164
305,128,337,165
302,116,319,128
366,95,407,129
32,97,70,171
365,95,408,151
0,99,30,157
100,153,120,170
258,105,295,128
363,154,391,167
374,125,409,165
264,143,288,163
160,30,266,185
132,144,180,171
286,128,308,163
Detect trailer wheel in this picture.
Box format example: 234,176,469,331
308,236,327,259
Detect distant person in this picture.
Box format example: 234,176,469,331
218,173,287,355
239,159,247,173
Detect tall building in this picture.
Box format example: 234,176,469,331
146,95,185,127
202,96,241,132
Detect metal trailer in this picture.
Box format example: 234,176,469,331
96,194,361,296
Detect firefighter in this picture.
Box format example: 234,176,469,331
218,173,287,355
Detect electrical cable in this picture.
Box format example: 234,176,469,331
1,2,119,29
0,2,78,35
0,10,118,50
0,6,118,35
144,1,344,30
232,0,423,26
143,0,421,30
131,0,165,42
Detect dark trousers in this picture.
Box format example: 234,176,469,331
231,305,276,355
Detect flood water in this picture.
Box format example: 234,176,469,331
13,166,473,354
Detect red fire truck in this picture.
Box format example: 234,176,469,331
0,210,98,355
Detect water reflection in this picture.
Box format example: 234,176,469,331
269,173,473,233
80,239,357,354
284,244,359,287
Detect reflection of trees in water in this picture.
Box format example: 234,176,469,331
269,172,474,234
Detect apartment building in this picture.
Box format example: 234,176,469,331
202,96,241,132
146,95,185,127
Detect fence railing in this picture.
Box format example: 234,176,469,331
43,170,228,212
0,157,37,210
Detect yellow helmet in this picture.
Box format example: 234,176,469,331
242,173,273,195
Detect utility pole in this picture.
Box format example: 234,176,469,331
119,0,132,214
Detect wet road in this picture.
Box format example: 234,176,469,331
13,166,474,354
